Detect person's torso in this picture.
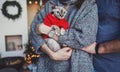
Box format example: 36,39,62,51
94,0,120,72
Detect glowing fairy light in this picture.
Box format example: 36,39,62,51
29,1,32,4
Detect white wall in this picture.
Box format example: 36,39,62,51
0,0,28,58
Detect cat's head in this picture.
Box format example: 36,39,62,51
52,6,67,19
50,1,69,19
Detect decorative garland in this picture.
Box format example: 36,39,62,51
1,1,22,20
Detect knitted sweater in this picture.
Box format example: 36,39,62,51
30,0,98,72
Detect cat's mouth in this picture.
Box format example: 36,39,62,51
58,16,64,20
60,15,64,18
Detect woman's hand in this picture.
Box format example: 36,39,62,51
41,44,72,61
36,23,52,35
49,47,73,61
52,34,59,41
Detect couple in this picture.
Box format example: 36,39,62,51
30,0,120,72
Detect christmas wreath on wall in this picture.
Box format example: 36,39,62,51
1,1,22,20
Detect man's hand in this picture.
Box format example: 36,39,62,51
81,42,96,54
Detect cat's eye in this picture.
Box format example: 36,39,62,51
57,11,59,14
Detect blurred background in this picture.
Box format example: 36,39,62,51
0,0,48,72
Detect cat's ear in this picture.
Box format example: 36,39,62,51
64,4,70,10
49,1,56,9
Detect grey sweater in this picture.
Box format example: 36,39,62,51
30,0,98,72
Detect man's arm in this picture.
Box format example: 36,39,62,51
99,40,120,54
81,40,120,54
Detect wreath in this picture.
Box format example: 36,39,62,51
1,1,22,20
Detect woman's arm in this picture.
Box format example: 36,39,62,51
30,1,72,60
58,3,98,49
41,43,73,60
30,1,50,54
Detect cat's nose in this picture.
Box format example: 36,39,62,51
60,14,63,17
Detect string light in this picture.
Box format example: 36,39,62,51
25,53,40,64
24,43,40,64
29,1,32,4
35,1,38,4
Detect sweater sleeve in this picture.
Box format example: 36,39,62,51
29,1,51,54
58,3,98,49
